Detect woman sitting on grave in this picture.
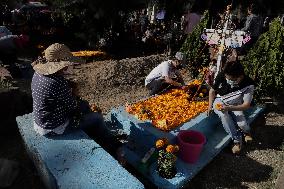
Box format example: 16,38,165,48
31,43,105,136
207,60,255,154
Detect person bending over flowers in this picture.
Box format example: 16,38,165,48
145,52,186,96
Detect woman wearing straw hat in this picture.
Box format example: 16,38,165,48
31,43,103,136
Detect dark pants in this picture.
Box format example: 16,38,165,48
74,100,119,149
146,79,175,96
58,100,107,137
47,100,117,149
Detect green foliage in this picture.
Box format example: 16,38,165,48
241,18,284,100
0,79,13,89
180,10,210,77
157,149,177,179
0,66,12,89
46,0,122,46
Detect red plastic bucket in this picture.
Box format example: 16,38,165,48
177,130,206,164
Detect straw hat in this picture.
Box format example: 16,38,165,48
32,43,80,75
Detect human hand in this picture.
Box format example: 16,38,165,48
207,108,213,116
72,87,80,96
220,105,231,111
215,103,231,112
181,85,187,90
172,82,183,88
69,80,79,96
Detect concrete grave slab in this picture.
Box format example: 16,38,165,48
16,113,144,189
109,105,265,189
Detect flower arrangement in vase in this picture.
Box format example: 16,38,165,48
155,138,179,179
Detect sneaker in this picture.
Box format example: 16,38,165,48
244,133,253,143
232,142,242,154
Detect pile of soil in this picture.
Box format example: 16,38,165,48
72,54,192,113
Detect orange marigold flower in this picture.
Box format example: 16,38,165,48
166,145,176,153
215,103,223,110
155,139,165,149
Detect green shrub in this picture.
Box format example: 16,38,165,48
0,80,12,89
0,66,12,89
241,18,284,101
180,10,210,78
157,149,177,179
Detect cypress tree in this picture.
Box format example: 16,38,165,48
241,18,284,101
180,10,210,78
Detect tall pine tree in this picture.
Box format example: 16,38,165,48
241,18,284,101
180,10,210,78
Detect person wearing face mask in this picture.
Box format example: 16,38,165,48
31,43,104,136
207,61,255,154
145,51,186,96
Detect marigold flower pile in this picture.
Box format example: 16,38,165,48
72,50,106,57
126,80,209,131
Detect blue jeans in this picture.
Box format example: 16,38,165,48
213,98,250,143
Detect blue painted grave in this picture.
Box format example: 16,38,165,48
109,105,265,189
16,113,144,189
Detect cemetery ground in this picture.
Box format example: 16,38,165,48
1,55,284,189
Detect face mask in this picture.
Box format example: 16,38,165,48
226,78,238,87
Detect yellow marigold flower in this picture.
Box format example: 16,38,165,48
156,139,165,149
166,145,176,153
215,103,223,110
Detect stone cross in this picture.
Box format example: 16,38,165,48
201,6,250,76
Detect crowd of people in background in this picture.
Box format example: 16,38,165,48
0,1,283,62
98,9,186,55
